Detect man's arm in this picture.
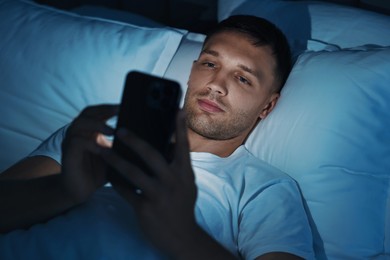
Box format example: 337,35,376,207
0,173,77,233
0,105,118,233
0,156,70,233
102,112,305,260
0,156,60,180
101,111,236,259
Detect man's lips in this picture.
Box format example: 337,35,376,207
197,99,224,113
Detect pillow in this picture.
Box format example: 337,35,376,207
228,0,390,58
246,46,390,259
164,32,205,106
69,4,206,106
0,0,184,172
217,0,247,21
70,5,163,28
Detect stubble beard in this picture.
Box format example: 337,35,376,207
183,91,254,141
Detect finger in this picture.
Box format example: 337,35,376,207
96,133,113,148
80,104,119,120
70,104,119,135
115,129,173,184
68,116,115,138
100,148,160,198
62,135,103,155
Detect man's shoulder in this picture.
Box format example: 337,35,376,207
28,124,70,164
235,146,294,181
191,146,297,187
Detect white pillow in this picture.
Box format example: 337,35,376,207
70,5,163,27
217,0,247,21
229,0,390,57
246,46,390,259
0,0,184,172
164,32,205,107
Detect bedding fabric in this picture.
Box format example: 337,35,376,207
69,5,207,107
70,5,163,27
0,187,168,259
246,46,390,259
0,0,184,172
217,0,247,20
228,0,390,58
163,32,205,106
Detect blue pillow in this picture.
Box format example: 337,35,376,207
0,0,184,171
246,46,390,259
231,0,390,58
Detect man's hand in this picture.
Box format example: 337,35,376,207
100,111,203,255
61,104,118,204
0,104,118,233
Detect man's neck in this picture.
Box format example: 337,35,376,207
187,128,245,158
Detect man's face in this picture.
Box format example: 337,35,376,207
183,31,279,141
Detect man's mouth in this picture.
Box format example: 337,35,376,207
197,98,225,113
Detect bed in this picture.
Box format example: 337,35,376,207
0,0,389,259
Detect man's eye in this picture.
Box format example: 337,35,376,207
203,62,215,68
238,76,250,85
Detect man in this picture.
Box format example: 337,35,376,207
0,15,314,259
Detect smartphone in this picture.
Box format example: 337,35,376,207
109,71,182,185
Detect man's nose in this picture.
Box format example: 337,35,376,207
207,71,227,96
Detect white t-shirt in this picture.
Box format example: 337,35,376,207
29,125,314,259
192,148,314,259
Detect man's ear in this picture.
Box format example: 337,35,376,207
259,93,279,119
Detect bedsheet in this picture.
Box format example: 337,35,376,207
0,187,167,260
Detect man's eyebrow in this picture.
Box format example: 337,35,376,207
238,64,264,81
201,49,219,57
238,64,255,76
201,49,263,80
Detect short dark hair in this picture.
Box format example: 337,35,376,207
204,15,292,92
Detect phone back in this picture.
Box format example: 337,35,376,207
113,71,182,164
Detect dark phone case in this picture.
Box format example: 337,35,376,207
109,71,182,186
